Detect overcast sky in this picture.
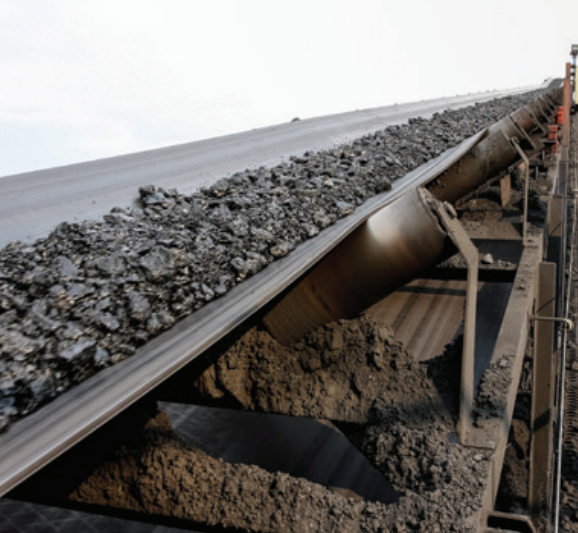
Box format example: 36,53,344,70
1,0,577,177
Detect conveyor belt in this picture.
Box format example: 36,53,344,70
0,85,543,248
0,131,487,497
0,82,561,505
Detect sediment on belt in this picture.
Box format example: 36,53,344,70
0,89,548,434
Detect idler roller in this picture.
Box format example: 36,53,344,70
263,188,452,345
428,90,562,202
264,89,562,345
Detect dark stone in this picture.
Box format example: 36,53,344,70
57,339,96,362
97,313,120,332
270,242,294,258
94,253,126,277
139,246,177,282
23,266,54,287
231,257,250,278
52,256,80,279
94,347,110,366
127,291,150,322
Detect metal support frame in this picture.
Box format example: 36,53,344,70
532,315,574,331
553,86,576,533
563,63,572,145
529,263,557,533
486,510,537,533
508,115,539,152
510,138,530,245
570,44,578,108
433,201,493,448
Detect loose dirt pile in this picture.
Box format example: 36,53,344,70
496,401,532,513
192,316,439,424
71,411,398,533
70,316,492,532
0,90,548,433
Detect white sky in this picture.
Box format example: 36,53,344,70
1,0,577,177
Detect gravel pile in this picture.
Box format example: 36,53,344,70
70,411,403,533
0,89,547,433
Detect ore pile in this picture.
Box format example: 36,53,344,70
192,316,439,424
71,317,492,532
0,89,546,433
70,411,401,533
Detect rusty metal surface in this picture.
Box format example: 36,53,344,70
529,262,556,532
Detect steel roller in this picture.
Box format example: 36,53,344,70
428,91,562,202
263,187,451,345
264,89,562,344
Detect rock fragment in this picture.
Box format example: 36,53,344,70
57,339,96,362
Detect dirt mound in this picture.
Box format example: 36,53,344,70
193,315,440,424
69,317,492,532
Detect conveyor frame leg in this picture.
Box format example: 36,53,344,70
510,137,531,246
433,200,494,449
529,262,557,533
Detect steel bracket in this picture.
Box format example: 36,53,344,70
486,510,538,533
529,262,557,533
525,108,549,136
510,138,531,246
432,200,494,449
508,115,539,152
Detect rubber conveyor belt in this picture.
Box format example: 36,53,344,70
0,129,488,497
0,86,541,248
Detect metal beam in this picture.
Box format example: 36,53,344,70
529,262,557,532
432,202,490,447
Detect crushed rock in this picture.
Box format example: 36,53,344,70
0,89,548,433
